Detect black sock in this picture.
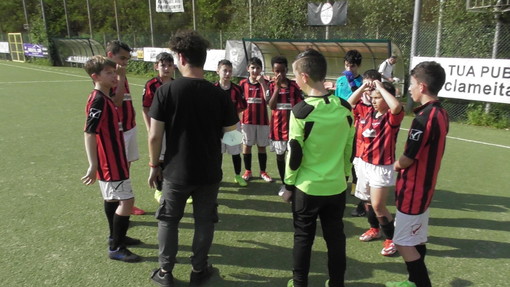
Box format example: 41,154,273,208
243,153,252,171
405,255,431,287
258,153,267,172
104,201,119,238
232,154,242,175
111,214,130,250
379,219,395,240
367,205,379,228
416,244,427,260
356,200,365,212
276,154,286,183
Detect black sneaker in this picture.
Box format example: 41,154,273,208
108,247,142,262
108,236,142,246
189,264,215,286
150,268,174,287
350,201,366,217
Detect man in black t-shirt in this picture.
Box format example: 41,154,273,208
148,30,239,287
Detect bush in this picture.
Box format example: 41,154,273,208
466,103,510,129
127,60,154,77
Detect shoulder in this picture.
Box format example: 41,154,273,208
292,100,314,119
338,97,352,111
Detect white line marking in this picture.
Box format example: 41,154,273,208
0,80,91,84
401,128,510,149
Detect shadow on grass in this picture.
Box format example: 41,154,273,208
428,235,510,259
432,189,510,212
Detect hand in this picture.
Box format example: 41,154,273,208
81,167,97,185
393,161,401,171
148,166,162,189
116,64,127,78
282,189,293,203
373,80,383,90
255,74,266,84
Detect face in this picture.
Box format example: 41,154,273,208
292,62,306,91
217,64,233,81
272,63,287,80
408,75,422,103
156,60,174,78
389,57,397,65
94,66,118,88
109,48,131,66
247,64,262,78
344,61,359,74
370,90,389,112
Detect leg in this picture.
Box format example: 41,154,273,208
276,153,286,184
319,192,346,287
370,186,394,239
257,145,267,172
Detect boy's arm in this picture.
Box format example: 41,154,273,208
374,80,402,114
268,82,279,110
394,154,414,171
148,119,164,189
81,132,98,185
257,76,270,102
347,81,370,107
284,111,305,189
112,66,127,107
142,107,151,132
344,114,355,177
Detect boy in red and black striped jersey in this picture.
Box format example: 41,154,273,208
268,56,303,193
215,59,248,187
387,61,449,287
142,52,175,202
349,79,404,257
82,55,141,263
239,57,273,182
106,40,145,215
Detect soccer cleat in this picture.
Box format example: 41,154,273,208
278,185,286,196
359,227,382,241
242,170,252,181
108,236,142,246
324,279,330,287
385,280,417,287
131,206,146,215
186,197,193,204
150,268,175,287
287,279,294,287
350,201,366,217
234,174,248,187
108,246,142,262
189,264,215,287
381,239,397,256
154,190,162,203
260,171,273,182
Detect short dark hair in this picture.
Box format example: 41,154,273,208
217,59,232,68
382,82,396,97
84,55,116,76
248,57,263,68
363,69,382,81
293,49,327,82
106,40,132,55
155,52,174,64
271,55,288,68
168,30,210,68
410,61,446,95
344,50,362,66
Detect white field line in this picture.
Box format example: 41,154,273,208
400,128,510,149
0,62,144,87
0,80,91,84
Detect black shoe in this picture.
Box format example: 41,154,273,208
350,201,366,217
108,236,142,246
189,264,215,286
151,268,174,287
108,246,142,262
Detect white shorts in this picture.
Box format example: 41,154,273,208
393,209,429,246
99,179,135,200
222,122,242,155
355,160,396,201
241,124,270,147
123,126,139,162
269,140,288,155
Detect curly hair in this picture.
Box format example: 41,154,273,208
168,30,210,68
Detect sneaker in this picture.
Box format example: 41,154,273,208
278,185,286,196
260,171,273,182
359,228,382,241
381,239,397,256
234,174,248,187
324,279,330,287
131,206,146,215
242,170,252,181
350,201,366,217
287,279,294,287
108,246,141,262
186,197,193,204
108,236,142,246
150,268,174,287
385,280,417,287
154,190,162,203
189,264,214,286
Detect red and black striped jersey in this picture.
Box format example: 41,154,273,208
358,108,404,165
395,101,449,215
142,77,163,108
84,90,129,181
214,82,247,114
268,80,303,141
112,78,136,131
353,100,372,158
239,78,269,125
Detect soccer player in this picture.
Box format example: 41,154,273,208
239,57,273,183
283,49,354,287
267,55,303,194
81,55,141,263
348,80,404,256
215,59,248,187
141,52,175,202
386,61,449,287
106,40,145,215
147,30,239,287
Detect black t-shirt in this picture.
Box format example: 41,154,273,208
150,77,239,185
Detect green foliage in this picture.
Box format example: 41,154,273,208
127,60,155,77
466,103,510,129
26,56,52,66
28,17,48,45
